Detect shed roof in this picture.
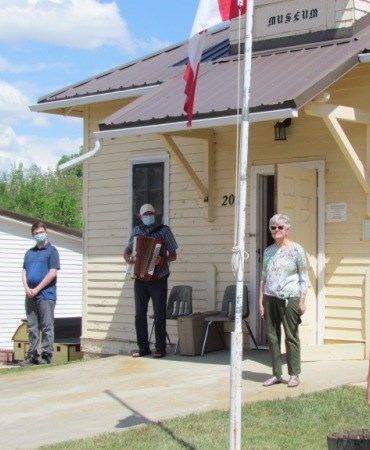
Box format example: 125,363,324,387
0,208,82,238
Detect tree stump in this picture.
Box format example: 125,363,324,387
327,430,370,449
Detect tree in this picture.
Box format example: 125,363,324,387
0,158,83,230
57,147,83,178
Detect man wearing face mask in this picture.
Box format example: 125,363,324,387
19,221,60,366
124,204,178,359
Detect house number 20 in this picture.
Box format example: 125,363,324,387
222,194,235,206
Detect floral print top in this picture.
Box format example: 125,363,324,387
261,242,308,300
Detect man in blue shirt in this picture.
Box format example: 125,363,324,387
20,221,60,366
124,204,178,359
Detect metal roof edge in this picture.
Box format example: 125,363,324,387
93,108,298,139
29,85,159,112
0,208,82,238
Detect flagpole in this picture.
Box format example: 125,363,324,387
229,1,254,449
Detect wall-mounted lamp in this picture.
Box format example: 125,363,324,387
274,118,292,141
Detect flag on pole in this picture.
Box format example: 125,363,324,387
183,0,246,126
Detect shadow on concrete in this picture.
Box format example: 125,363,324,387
105,389,196,449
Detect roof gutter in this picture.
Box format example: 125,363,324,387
58,139,102,171
58,108,297,170
94,108,298,140
359,53,370,63
29,85,159,112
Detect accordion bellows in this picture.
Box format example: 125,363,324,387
132,235,166,280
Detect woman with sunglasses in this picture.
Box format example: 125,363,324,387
259,214,308,388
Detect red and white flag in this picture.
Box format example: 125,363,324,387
183,0,246,126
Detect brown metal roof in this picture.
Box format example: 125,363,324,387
37,27,230,104
99,24,370,130
36,17,370,131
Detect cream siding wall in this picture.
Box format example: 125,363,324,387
0,216,83,349
320,65,370,344
249,64,370,345
336,1,370,25
82,109,251,355
231,1,370,45
82,63,370,356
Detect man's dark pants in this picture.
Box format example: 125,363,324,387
134,276,168,352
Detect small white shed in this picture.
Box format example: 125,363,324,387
0,209,83,350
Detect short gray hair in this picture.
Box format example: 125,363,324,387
269,214,291,230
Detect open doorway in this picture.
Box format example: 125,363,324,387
250,162,324,348
255,174,274,345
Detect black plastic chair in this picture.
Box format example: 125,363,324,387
149,285,193,352
200,284,259,356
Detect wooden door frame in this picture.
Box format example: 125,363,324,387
249,160,326,345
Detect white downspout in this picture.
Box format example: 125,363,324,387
59,139,102,171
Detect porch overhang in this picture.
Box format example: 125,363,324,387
93,108,298,140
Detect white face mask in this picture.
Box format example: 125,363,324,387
142,215,155,226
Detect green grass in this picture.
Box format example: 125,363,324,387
39,385,370,450
0,360,80,374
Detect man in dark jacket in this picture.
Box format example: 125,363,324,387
124,204,177,359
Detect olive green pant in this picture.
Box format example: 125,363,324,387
264,295,301,377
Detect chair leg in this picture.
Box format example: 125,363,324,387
174,338,179,354
166,331,173,347
148,322,155,345
243,320,259,350
149,323,172,347
201,322,212,356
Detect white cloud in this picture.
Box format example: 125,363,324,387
0,0,136,52
0,56,69,74
0,124,82,172
135,36,171,53
0,79,54,130
0,80,33,123
0,80,83,171
0,1,173,174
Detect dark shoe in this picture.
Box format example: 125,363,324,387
19,357,39,366
132,349,151,358
153,351,166,359
40,356,52,365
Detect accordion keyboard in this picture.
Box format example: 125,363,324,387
147,243,162,276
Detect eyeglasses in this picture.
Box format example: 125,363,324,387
270,225,285,231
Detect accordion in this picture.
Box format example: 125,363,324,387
131,235,166,280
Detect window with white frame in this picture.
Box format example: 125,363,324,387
128,156,169,228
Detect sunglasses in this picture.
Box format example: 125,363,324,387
270,225,285,231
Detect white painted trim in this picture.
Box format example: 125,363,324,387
29,86,158,112
249,160,325,345
127,154,170,237
359,53,370,64
94,109,299,140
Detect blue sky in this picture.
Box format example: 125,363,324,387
0,0,199,171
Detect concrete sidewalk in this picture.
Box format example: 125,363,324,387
0,350,368,449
